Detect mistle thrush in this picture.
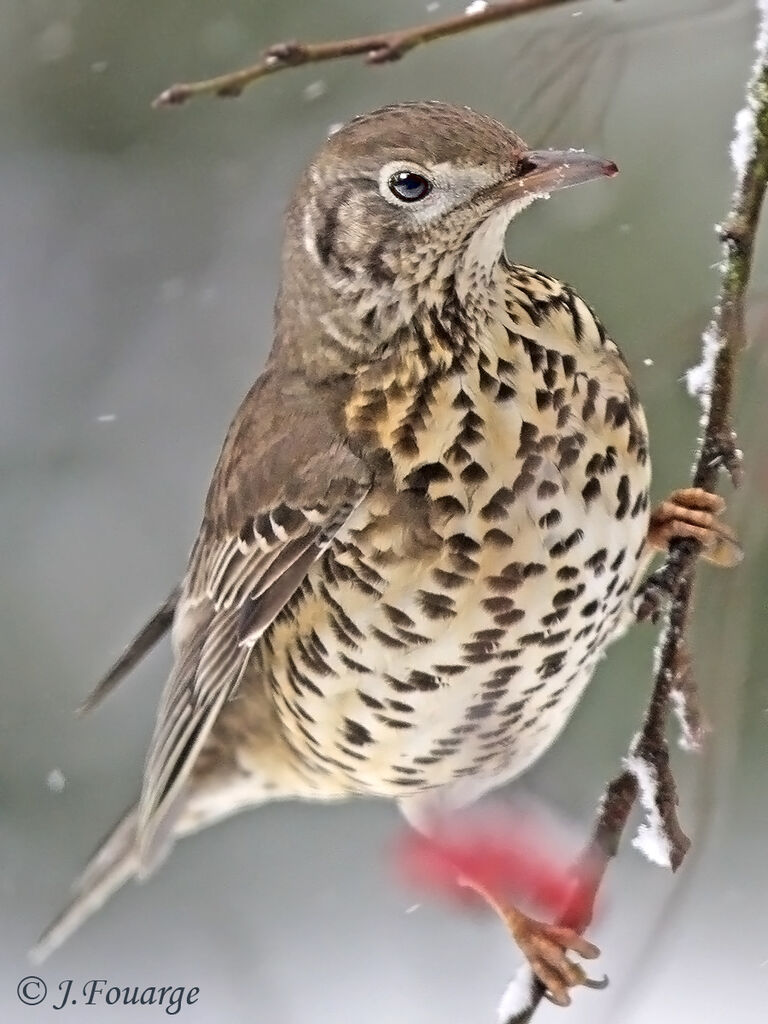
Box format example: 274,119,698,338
34,101,740,1005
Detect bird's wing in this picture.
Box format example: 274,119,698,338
78,586,180,715
135,369,369,865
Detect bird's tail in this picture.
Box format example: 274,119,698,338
30,804,140,964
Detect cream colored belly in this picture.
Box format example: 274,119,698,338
263,365,651,798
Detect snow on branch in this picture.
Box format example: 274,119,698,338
625,731,690,870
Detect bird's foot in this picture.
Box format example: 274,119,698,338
646,487,742,568
636,487,742,622
501,906,604,1007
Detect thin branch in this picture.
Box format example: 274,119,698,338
153,0,586,108
506,2,768,1018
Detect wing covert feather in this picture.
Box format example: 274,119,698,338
135,369,369,860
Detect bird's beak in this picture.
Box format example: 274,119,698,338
495,149,618,203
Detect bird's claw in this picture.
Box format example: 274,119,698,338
505,910,602,1008
646,487,742,568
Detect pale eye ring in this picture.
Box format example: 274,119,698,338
388,170,432,203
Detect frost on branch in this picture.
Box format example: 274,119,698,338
497,964,537,1024
730,0,768,184
686,322,721,408
666,639,708,752
624,733,690,871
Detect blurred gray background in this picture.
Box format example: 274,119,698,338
2,0,767,1021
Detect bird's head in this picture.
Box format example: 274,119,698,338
276,101,616,370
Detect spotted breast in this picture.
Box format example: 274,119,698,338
255,262,650,804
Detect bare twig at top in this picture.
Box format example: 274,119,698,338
152,0,587,108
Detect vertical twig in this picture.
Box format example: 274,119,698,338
505,2,768,1019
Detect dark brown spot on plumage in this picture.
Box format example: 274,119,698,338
404,461,452,490
393,429,419,459
585,548,608,573
475,627,505,643
343,718,373,746
460,461,489,485
467,701,497,720
492,665,522,684
604,396,630,429
478,365,498,393
417,590,456,620
395,626,430,645
484,527,515,547
370,625,407,649
447,532,482,554
517,420,539,456
538,652,567,678
549,528,584,558
537,479,559,500
449,550,480,574
295,636,334,677
452,388,474,409
541,608,569,626
482,595,516,613
432,567,468,590
522,561,546,578
539,695,562,712
539,508,562,530
382,604,415,629
502,699,527,717
511,470,536,499
582,377,600,421
519,631,545,645
557,442,581,471
357,689,383,710
522,337,546,372
550,387,566,411
560,353,576,378
376,715,413,729
388,699,414,713
542,366,557,390
495,608,525,626
582,477,602,505
445,441,472,466
631,491,648,517
497,355,516,377
433,494,466,518
407,670,441,692
616,475,631,519
479,488,512,521
536,388,552,411
315,190,345,265
486,573,522,593
328,614,360,650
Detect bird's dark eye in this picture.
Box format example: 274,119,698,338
388,170,432,203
